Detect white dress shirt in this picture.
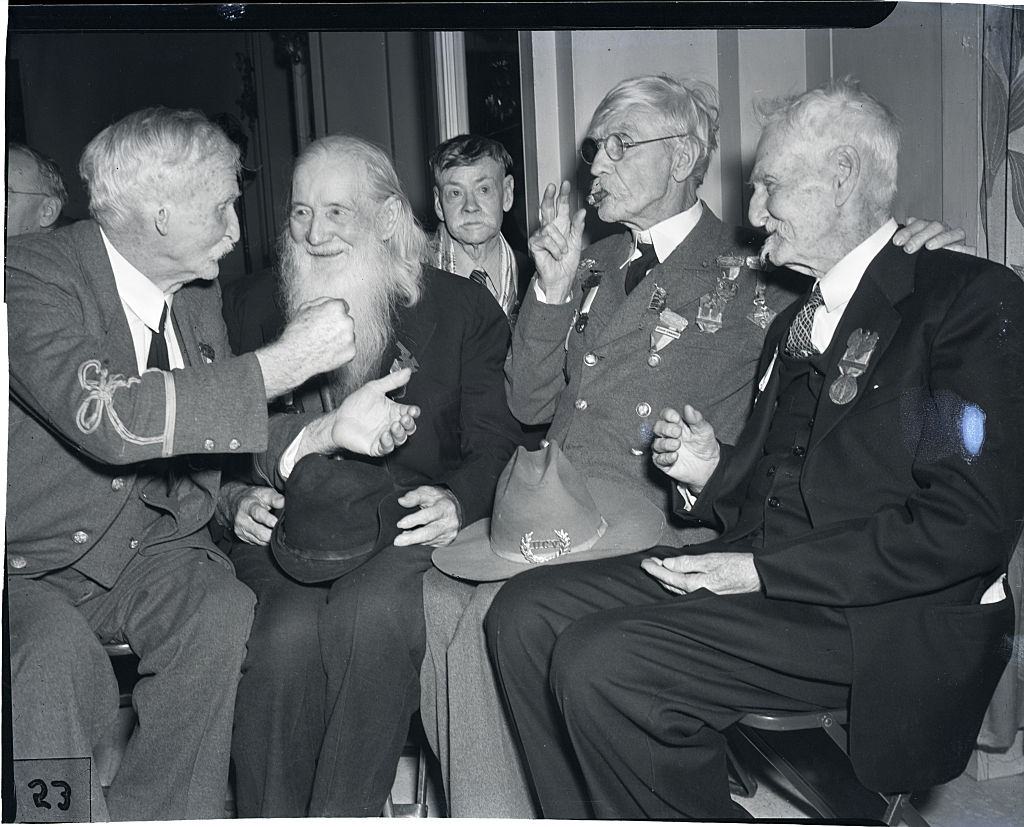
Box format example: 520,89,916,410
101,228,184,373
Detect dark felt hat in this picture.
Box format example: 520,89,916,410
431,441,665,582
270,454,415,584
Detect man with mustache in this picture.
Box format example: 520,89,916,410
5,109,413,821
486,78,1021,820
220,134,521,817
420,73,962,817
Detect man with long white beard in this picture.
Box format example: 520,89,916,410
218,134,521,817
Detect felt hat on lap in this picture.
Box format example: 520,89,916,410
271,455,415,584
432,441,664,582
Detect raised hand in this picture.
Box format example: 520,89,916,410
393,485,462,548
528,180,587,304
650,404,720,491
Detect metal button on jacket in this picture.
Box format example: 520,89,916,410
111,477,126,491
228,438,241,450
129,538,140,550
72,531,89,544
767,497,781,509
574,399,588,410
583,353,598,366
10,556,27,569
636,402,652,418
203,438,215,451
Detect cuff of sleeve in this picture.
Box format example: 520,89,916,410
278,426,308,481
676,484,698,512
532,279,574,305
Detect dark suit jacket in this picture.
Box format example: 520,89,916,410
684,239,1024,792
6,220,272,577
229,266,522,528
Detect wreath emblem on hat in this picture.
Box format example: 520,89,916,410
520,529,572,563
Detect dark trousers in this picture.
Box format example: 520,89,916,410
8,546,255,821
483,548,853,820
231,540,434,817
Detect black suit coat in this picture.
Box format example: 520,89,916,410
245,266,523,528
685,239,1024,792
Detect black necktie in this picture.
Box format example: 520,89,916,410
147,302,170,371
784,283,825,359
624,241,658,295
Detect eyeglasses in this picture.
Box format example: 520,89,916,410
579,133,690,165
6,188,52,197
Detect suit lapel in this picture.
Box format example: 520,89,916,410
808,241,914,452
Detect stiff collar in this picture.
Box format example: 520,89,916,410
100,227,173,331
629,200,704,267
816,218,898,313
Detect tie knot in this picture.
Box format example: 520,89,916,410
806,283,824,311
469,269,489,288
635,240,657,263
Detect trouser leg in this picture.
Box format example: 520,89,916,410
309,543,434,817
230,542,329,817
7,576,117,822
83,547,256,821
419,567,475,807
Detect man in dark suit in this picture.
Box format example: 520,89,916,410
5,141,68,238
427,133,534,320
484,79,1024,820
5,109,417,821
219,134,521,817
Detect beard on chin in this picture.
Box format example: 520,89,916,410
279,233,398,404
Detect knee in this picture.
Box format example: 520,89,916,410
483,569,553,664
243,589,321,678
323,569,423,645
189,566,256,653
549,617,624,712
9,605,108,687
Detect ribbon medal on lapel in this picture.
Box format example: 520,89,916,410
389,340,419,375
648,307,688,367
746,275,778,330
198,342,216,364
696,255,745,333
573,260,602,336
829,328,879,405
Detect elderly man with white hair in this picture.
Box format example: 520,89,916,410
5,108,417,821
220,134,521,818
485,78,1023,821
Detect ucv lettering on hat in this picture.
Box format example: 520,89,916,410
432,441,664,582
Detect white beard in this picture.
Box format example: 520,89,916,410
280,234,397,404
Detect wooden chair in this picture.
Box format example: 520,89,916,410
730,708,930,827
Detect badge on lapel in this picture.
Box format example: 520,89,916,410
829,329,879,405
388,340,419,399
198,343,216,364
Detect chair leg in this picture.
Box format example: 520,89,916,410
883,792,930,827
725,738,758,798
737,727,838,819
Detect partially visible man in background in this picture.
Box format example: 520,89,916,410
6,141,68,237
428,134,533,319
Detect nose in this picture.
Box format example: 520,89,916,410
225,204,241,243
306,211,330,245
589,142,614,176
463,191,480,212
748,188,767,228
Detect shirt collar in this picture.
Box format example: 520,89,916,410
632,200,703,265
817,217,898,312
100,227,172,331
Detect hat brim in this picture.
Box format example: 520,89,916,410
431,479,666,582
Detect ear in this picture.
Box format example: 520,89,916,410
432,186,445,224
376,195,401,241
830,145,861,208
38,197,61,229
669,136,699,184
501,175,514,213
154,205,171,237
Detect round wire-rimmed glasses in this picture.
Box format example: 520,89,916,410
579,133,690,165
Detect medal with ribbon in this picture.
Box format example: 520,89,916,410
697,255,747,333
648,307,688,367
829,328,879,405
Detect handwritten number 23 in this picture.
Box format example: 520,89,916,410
28,779,71,811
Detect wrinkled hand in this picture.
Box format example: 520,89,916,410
326,368,420,457
651,405,720,491
640,552,760,596
228,485,285,546
393,485,462,547
528,180,587,304
892,218,969,254
283,297,357,376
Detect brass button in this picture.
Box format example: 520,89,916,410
767,497,781,509
636,402,652,418
10,556,26,569
203,438,215,451
111,477,125,491
583,353,598,366
129,538,140,550
228,438,240,450
574,399,588,411
72,531,89,544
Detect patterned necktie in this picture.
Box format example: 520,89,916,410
784,283,825,358
147,302,170,371
469,269,489,289
624,241,658,295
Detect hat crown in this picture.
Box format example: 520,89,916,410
490,442,607,564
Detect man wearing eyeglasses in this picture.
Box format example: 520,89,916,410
6,142,68,237
507,74,961,539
